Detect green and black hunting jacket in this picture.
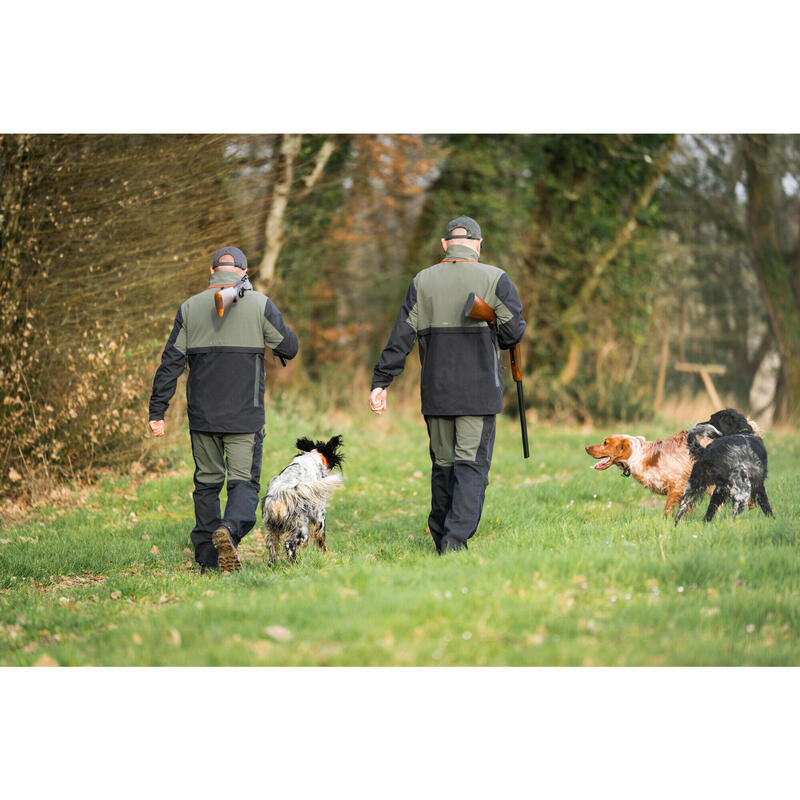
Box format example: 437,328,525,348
371,245,526,416
149,269,298,433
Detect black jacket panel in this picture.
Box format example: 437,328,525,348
149,308,187,421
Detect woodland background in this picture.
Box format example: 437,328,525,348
1,133,799,495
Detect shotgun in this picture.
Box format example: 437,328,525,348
214,276,253,318
464,292,530,458
215,276,286,367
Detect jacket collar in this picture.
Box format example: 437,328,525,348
208,268,244,287
441,244,479,262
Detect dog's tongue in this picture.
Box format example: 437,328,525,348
592,457,612,470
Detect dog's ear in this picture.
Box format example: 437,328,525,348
317,435,344,471
710,408,752,435
296,437,316,453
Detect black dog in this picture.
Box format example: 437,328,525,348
674,408,773,524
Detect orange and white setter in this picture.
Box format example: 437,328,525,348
585,431,698,516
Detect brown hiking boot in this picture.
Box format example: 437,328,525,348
212,526,243,573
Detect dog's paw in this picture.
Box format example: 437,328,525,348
284,541,297,563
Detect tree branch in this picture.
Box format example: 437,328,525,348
298,136,339,199
561,135,678,329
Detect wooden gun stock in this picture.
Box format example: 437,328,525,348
464,292,497,326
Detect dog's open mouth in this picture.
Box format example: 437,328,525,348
591,456,613,470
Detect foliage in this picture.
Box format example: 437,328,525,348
1,410,798,666
0,134,243,494
3,133,797,496
659,134,800,421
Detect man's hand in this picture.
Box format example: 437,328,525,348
369,387,387,415
149,420,165,437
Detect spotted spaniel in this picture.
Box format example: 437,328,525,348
261,436,344,565
674,409,773,524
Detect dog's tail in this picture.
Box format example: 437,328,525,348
687,422,722,460
262,473,343,526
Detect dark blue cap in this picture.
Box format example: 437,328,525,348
212,246,248,270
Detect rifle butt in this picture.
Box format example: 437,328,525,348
464,292,496,326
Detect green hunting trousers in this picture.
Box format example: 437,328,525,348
189,428,264,568
424,415,496,553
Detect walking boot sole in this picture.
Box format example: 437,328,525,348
212,527,243,573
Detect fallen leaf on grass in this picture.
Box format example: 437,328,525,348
110,591,122,600
150,545,159,554
265,625,293,642
132,633,142,645
141,534,150,541
245,640,274,656
571,575,587,584
34,655,59,667
339,587,358,598
169,629,182,646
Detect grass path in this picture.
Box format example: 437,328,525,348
1,408,798,665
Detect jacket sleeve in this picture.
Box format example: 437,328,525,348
371,280,418,390
149,307,188,421
494,272,526,350
263,298,299,361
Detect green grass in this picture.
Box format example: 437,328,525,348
1,408,799,665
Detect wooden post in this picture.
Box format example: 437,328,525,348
674,362,726,408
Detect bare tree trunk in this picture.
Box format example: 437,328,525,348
743,134,800,421
254,133,302,291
